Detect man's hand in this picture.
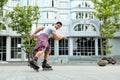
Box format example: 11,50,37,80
30,34,35,40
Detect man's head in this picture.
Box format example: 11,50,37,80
55,21,62,30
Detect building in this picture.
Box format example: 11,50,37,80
0,0,120,62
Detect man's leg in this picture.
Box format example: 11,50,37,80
35,50,44,58
42,45,53,70
30,50,44,66
43,44,51,62
44,50,50,61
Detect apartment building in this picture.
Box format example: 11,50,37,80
0,0,120,62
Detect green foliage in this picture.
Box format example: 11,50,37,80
6,5,40,55
0,0,8,7
0,0,8,16
0,0,8,30
0,23,4,30
93,0,120,54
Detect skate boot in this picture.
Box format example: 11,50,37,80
42,60,53,71
29,57,40,72
28,51,35,66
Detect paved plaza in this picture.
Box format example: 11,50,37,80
0,63,120,80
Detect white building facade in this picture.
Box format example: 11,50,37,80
0,0,120,62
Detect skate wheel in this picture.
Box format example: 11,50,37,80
42,68,53,71
36,69,39,72
51,68,53,70
33,68,39,72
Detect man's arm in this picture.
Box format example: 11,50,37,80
33,27,44,35
52,33,67,40
30,27,44,40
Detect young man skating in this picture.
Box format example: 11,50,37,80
30,21,66,70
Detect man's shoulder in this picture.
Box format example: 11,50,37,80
45,26,53,28
46,26,55,29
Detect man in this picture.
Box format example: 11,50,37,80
30,21,66,69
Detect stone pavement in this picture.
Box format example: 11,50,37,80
0,64,120,80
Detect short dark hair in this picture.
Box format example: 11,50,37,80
56,21,62,26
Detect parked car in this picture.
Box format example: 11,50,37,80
100,57,117,65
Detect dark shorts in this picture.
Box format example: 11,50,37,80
33,34,50,55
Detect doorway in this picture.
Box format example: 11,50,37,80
0,36,6,61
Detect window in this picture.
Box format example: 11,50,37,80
0,23,6,30
76,12,84,19
86,25,96,31
11,37,21,58
89,13,94,19
74,24,83,31
0,36,6,61
73,37,106,56
98,38,106,56
47,12,48,19
41,12,56,20
59,39,68,55
71,12,94,20
85,2,88,7
71,0,93,8
48,38,54,55
43,0,57,7
73,37,95,56
85,13,89,19
52,0,54,7
74,24,96,31
85,1,91,8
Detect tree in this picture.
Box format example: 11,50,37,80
0,0,8,30
6,5,40,59
92,0,120,54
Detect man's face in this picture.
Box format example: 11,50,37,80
55,24,62,30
